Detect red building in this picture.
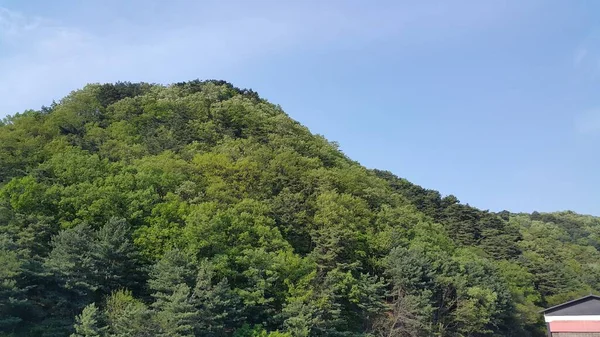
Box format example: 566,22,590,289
542,295,600,337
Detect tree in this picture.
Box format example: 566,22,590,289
91,217,145,296
370,288,426,337
0,234,27,333
105,289,153,337
153,284,198,337
148,249,196,307
71,303,107,337
45,218,145,306
2,80,598,337
191,260,243,336
44,223,97,311
148,250,199,337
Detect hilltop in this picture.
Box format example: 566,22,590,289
1,80,598,337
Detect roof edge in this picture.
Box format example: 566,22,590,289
540,295,600,314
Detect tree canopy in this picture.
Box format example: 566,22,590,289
0,80,597,337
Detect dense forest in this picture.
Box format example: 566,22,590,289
1,80,599,337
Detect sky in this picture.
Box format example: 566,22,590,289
0,0,599,215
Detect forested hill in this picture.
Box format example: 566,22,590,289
1,80,598,337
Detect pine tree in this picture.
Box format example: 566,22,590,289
149,250,199,337
148,249,196,307
370,288,426,337
0,234,26,333
191,260,243,336
91,217,145,296
45,223,96,298
154,283,198,337
46,219,145,302
71,303,107,337
105,289,153,337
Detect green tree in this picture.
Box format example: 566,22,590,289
44,223,97,310
0,234,27,333
148,250,198,336
153,284,198,337
3,80,600,337
45,219,145,305
105,289,153,337
71,303,107,337
370,288,427,337
91,217,145,296
148,249,196,306
191,260,243,336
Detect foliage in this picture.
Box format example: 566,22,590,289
0,80,598,336
70,304,106,337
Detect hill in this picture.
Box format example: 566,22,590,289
0,80,598,337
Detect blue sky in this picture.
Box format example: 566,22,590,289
0,0,599,215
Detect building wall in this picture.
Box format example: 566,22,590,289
544,297,600,337
548,320,600,332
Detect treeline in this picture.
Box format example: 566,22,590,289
0,80,598,336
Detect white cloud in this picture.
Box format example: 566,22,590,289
574,48,588,67
0,6,308,116
0,7,41,39
572,30,600,78
0,1,536,117
574,109,600,135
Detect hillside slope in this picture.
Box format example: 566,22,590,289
0,80,598,337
